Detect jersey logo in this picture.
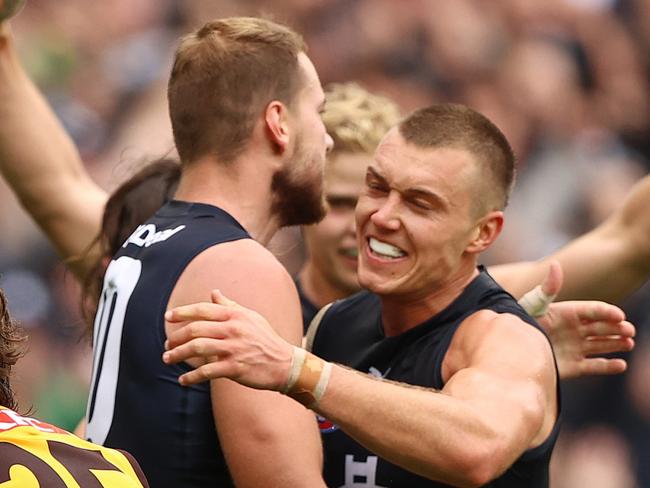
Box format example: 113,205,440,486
319,367,390,435
317,415,339,434
122,224,186,248
0,409,63,434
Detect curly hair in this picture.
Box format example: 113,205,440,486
322,82,401,155
0,288,26,410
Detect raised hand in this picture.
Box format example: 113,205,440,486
538,300,635,379
519,260,635,379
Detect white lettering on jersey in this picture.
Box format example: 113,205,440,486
122,224,186,248
340,455,387,488
0,409,56,433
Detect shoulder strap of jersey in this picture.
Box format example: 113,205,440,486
304,302,334,352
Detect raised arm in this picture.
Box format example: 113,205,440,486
0,22,107,279
164,296,557,487
490,174,650,303
165,240,325,488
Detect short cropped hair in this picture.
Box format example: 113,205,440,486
399,103,515,211
323,83,401,156
0,288,25,410
168,17,306,164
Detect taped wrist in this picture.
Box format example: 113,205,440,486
281,346,332,409
518,285,556,317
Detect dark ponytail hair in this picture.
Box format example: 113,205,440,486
81,158,181,332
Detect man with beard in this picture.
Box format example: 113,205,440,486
297,83,402,329
87,18,332,488
0,12,638,486
1,16,331,488
0,13,640,365
162,104,561,487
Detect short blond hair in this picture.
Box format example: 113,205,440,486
323,83,401,156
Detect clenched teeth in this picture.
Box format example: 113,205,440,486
369,237,406,259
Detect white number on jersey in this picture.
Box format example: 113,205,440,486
85,256,142,444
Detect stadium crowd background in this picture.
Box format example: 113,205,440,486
0,0,648,486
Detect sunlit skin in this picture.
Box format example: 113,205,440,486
300,152,369,308
355,128,503,334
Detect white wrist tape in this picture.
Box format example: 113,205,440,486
312,362,332,407
281,346,332,409
281,346,307,394
518,285,556,317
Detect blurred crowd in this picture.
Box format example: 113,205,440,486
1,0,649,486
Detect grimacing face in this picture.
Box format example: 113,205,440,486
272,53,333,227
355,128,487,300
302,152,369,295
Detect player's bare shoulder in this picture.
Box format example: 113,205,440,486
443,309,555,380
170,238,303,344
190,238,295,286
170,238,293,300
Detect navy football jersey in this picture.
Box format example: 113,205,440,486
309,267,560,487
85,201,250,488
295,277,319,334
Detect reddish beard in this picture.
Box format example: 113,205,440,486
271,166,326,227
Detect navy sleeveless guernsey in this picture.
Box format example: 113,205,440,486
85,201,250,488
310,267,561,488
295,277,320,333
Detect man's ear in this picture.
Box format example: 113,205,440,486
465,210,504,254
264,100,291,154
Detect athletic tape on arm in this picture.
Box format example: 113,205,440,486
518,285,556,318
281,346,332,409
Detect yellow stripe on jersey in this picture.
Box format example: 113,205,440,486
1,464,39,488
0,406,147,488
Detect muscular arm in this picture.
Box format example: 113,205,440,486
167,240,325,488
165,303,557,487
0,23,107,279
490,175,650,303
311,312,557,487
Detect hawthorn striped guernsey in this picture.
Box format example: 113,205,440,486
0,406,148,487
